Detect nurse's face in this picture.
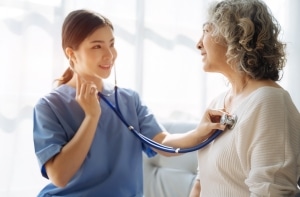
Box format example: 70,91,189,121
196,23,228,73
72,25,117,81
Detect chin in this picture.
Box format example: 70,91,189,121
202,63,218,73
101,73,111,79
202,65,212,72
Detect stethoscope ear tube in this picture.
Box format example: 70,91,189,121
98,87,230,153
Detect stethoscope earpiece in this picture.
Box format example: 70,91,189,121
220,114,238,129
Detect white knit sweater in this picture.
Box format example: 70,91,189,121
197,87,300,197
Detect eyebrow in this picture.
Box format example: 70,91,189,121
90,38,115,43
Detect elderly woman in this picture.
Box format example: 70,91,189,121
189,0,300,196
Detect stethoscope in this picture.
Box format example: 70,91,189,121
98,86,238,153
71,63,237,153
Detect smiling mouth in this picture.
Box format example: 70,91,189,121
99,65,111,69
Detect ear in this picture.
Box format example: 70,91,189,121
65,47,76,71
65,47,74,60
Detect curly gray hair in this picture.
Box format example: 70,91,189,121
207,0,286,81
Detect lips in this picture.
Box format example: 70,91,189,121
99,64,111,69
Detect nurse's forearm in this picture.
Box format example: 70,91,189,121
161,129,210,148
160,120,225,148
45,115,99,188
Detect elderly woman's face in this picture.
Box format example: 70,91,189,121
197,23,228,73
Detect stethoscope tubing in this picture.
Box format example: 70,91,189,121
98,86,223,153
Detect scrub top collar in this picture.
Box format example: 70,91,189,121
101,82,115,97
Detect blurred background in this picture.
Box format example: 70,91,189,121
0,0,299,196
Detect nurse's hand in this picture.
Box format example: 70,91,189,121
75,73,101,118
196,108,227,138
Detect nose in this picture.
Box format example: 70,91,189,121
196,39,203,50
103,48,114,60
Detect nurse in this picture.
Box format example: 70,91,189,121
33,9,227,197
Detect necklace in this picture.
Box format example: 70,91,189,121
223,78,250,113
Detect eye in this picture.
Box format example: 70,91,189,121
110,42,115,47
92,45,101,49
203,26,210,34
202,23,212,34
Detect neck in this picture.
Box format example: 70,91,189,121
229,76,250,95
224,77,251,112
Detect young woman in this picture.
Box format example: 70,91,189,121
189,0,300,196
33,9,227,197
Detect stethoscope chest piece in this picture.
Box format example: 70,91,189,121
220,114,237,129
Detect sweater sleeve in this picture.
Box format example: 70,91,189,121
236,89,300,196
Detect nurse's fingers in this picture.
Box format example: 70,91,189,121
207,108,227,116
83,82,97,98
206,109,227,123
75,74,98,101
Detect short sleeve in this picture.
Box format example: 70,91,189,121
33,98,67,178
132,91,165,157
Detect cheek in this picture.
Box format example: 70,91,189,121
206,40,227,59
112,49,118,60
203,43,227,71
74,49,89,62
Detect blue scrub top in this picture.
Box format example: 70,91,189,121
33,84,164,197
